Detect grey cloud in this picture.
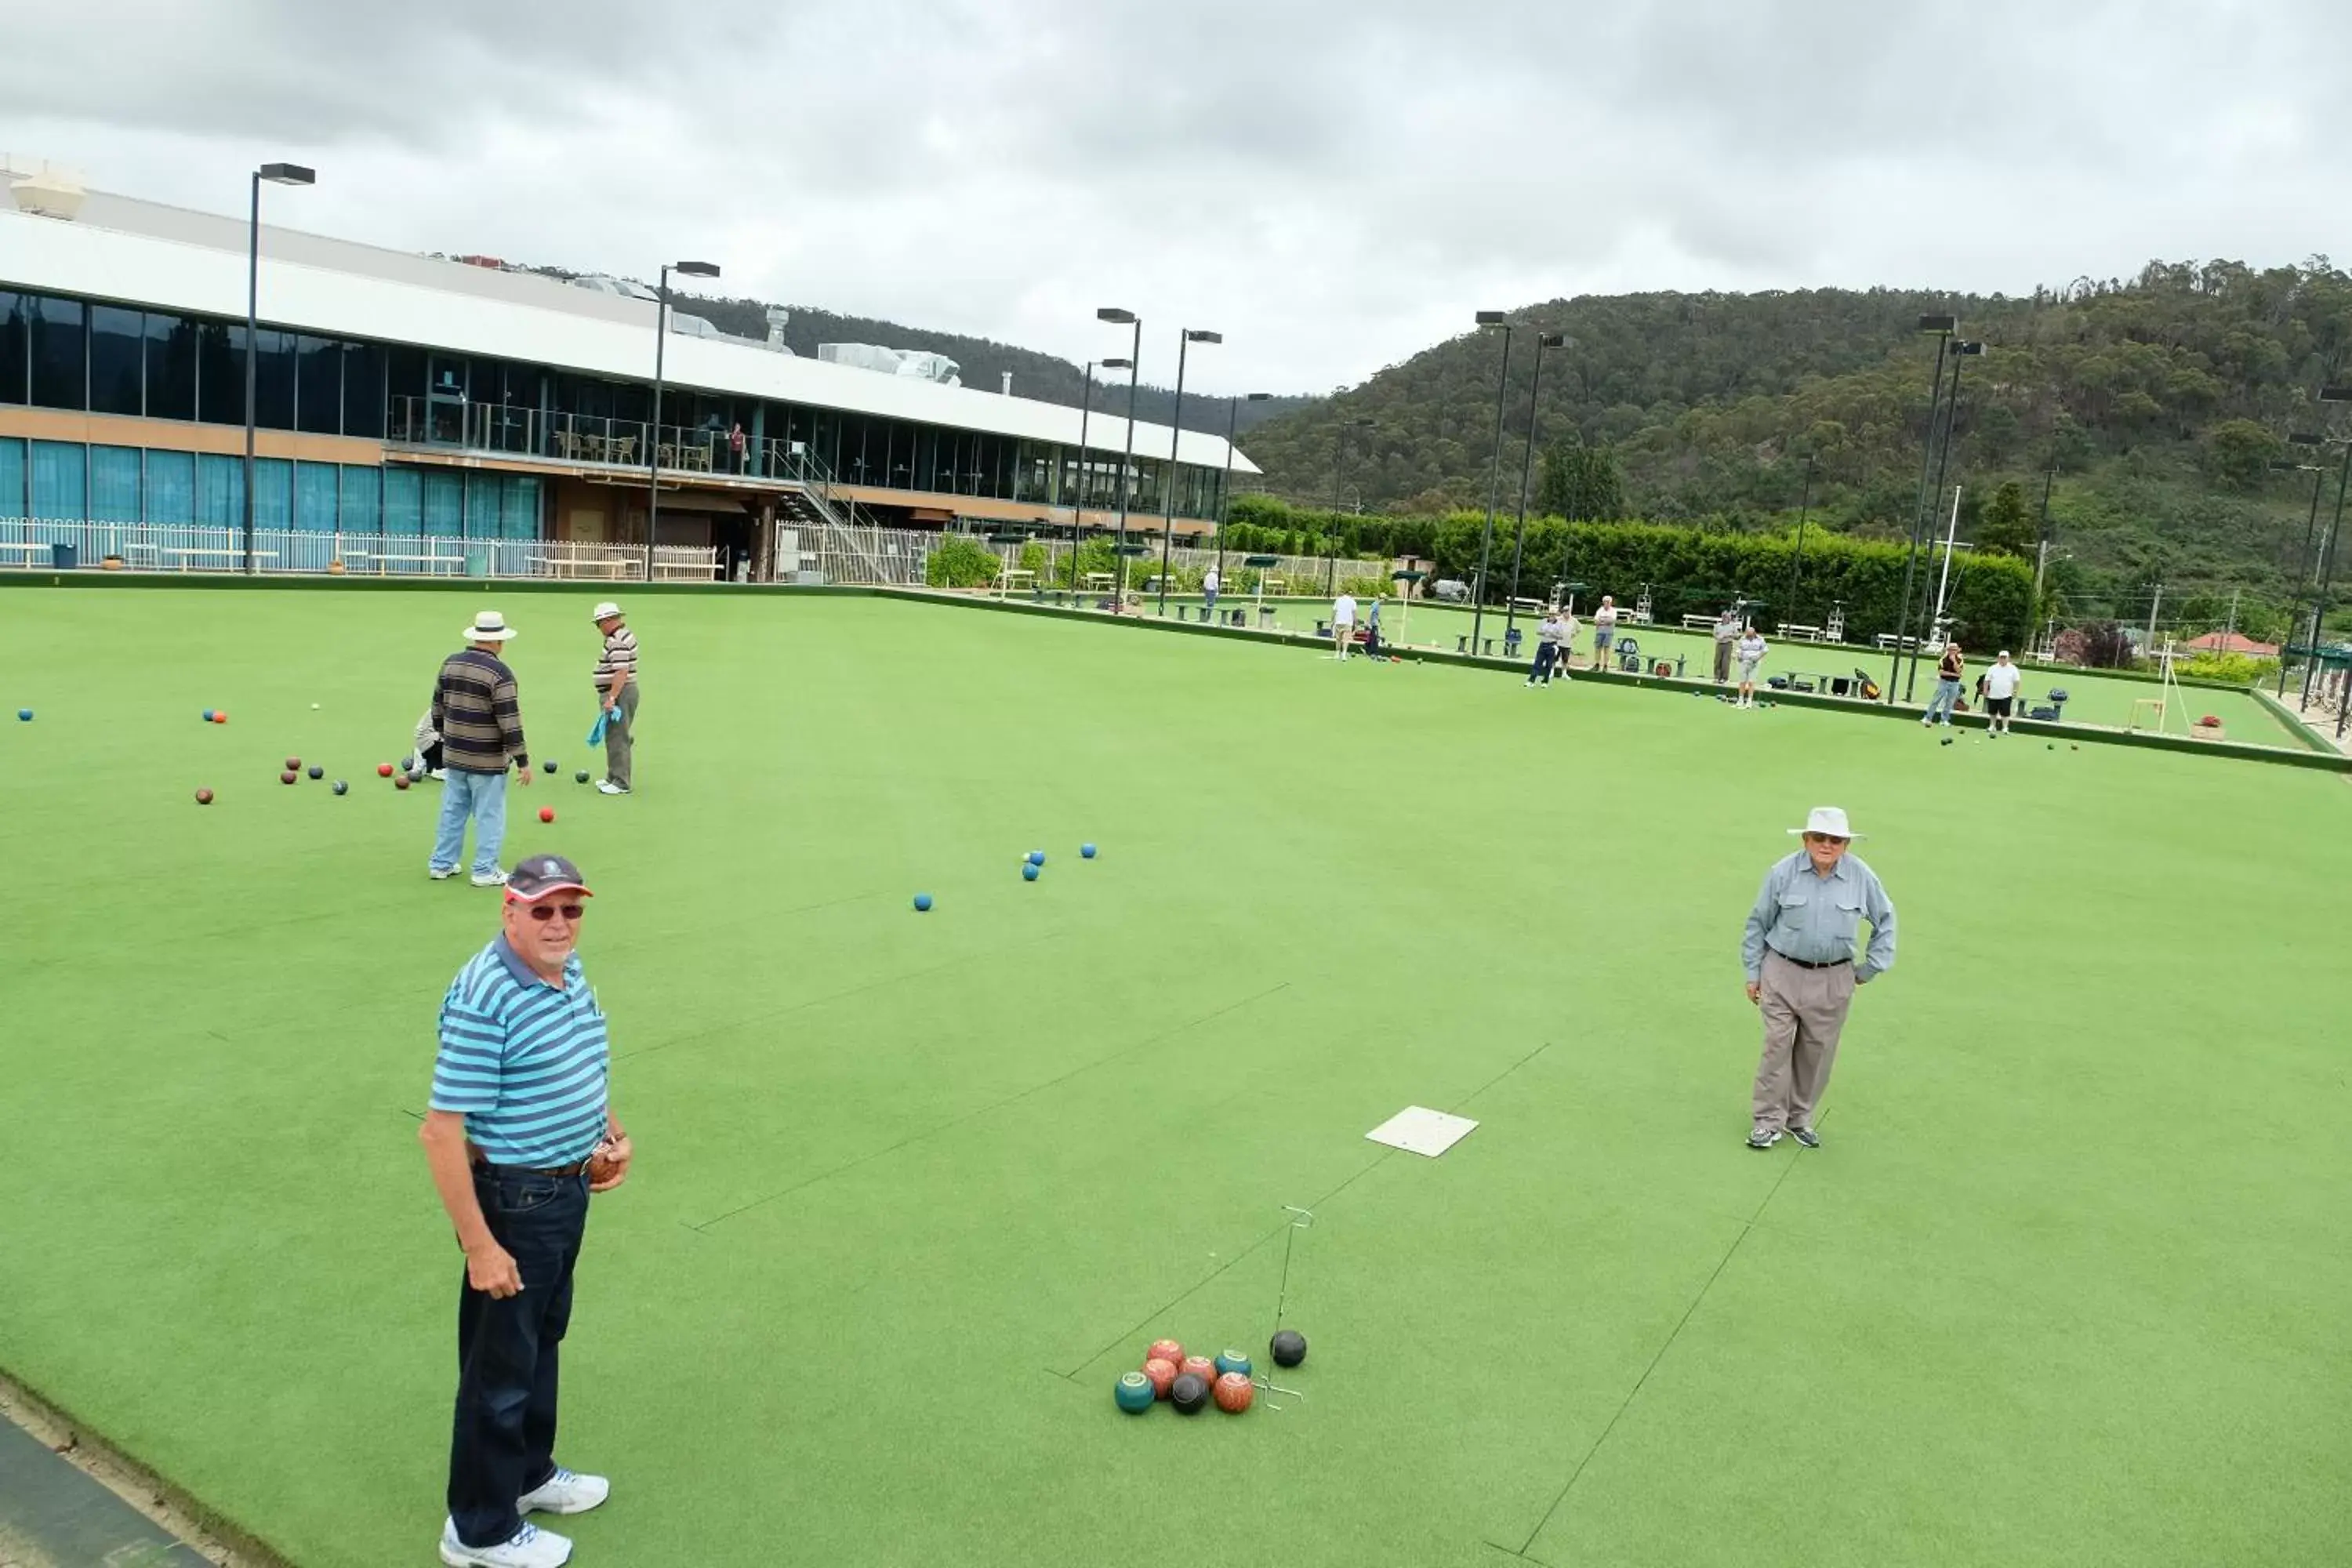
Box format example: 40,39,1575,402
6,0,2351,393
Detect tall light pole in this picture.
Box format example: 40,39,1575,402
2273,433,2325,697
1158,328,1221,615
1069,360,1102,590
2302,387,2352,706
648,259,720,548
1783,452,1817,625
1098,308,1143,601
1906,341,1981,700
1887,315,1955,699
1215,392,1272,594
1506,332,1567,642
1472,310,1512,655
244,162,314,574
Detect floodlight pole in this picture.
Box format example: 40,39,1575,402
1096,310,1144,603
1072,361,1096,591
1906,344,1975,701
1506,334,1564,642
1888,321,1954,702
1784,453,1816,626
1159,330,1219,615
244,162,314,574
1472,314,1513,655
648,259,720,550
2278,453,2326,698
2304,433,2352,707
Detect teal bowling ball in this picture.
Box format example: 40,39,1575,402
1080,843,1098,859
1214,1348,1252,1378
1022,862,1040,882
1114,1371,1154,1414
913,893,934,912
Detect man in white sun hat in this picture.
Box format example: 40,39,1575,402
430,612,532,887
1739,806,1897,1149
589,601,638,794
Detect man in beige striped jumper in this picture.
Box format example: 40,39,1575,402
430,612,533,887
591,602,639,796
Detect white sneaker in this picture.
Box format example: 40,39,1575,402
471,870,509,888
439,1519,572,1567
520,1466,611,1515
430,768,450,781
430,867,459,881
596,781,628,796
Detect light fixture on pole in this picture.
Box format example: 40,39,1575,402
648,260,720,549
243,162,314,575
1214,393,1272,595
1887,315,1955,699
1505,332,1568,642
1472,310,1512,655
1158,328,1220,615
1097,308,1143,603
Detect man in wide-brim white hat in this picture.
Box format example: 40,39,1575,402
1737,806,1898,1149
429,612,534,887
588,601,638,795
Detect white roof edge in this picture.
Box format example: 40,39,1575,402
0,205,1261,476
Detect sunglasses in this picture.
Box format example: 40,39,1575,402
1801,833,1850,846
513,902,586,922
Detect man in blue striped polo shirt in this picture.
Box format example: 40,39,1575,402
419,854,632,1568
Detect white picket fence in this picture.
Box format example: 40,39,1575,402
0,518,720,584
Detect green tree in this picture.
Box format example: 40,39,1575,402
2202,418,2282,490
1976,480,2038,558
1538,439,1626,521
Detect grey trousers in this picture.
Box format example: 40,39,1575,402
1714,640,1733,682
1751,949,1857,1132
602,682,639,789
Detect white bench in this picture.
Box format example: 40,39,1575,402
1872,633,1920,652
1682,613,1719,630
162,547,277,571
1780,622,1824,642
0,541,52,567
343,546,463,575
538,552,636,580
999,568,1036,595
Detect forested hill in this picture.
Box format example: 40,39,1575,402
1240,262,2352,629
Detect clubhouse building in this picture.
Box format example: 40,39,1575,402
0,169,1255,579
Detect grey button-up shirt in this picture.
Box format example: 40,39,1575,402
1741,850,1897,982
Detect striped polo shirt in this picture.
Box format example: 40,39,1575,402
593,625,638,691
430,937,609,1169
432,648,529,775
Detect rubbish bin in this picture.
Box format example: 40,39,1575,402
50,543,77,569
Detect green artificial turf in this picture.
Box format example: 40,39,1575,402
2,587,2348,1567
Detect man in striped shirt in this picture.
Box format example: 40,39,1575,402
590,601,637,797
420,853,630,1568
431,611,533,888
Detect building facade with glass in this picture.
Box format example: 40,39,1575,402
0,180,1254,571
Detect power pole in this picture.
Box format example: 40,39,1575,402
2146,582,2164,648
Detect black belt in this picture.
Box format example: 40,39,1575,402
472,1156,589,1178
1771,952,1850,971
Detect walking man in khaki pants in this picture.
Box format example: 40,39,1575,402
1740,807,1897,1149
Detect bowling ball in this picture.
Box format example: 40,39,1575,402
539,806,556,823
378,763,394,777
575,770,590,783
1147,1339,1184,1369
307,765,323,780
1269,1329,1307,1368
542,759,557,774
1142,1359,1178,1399
1213,1372,1254,1414
194,788,214,805
1114,1371,1155,1414
1180,1356,1217,1388
332,780,348,795
1213,1348,1251,1378
394,775,412,791
1169,1373,1210,1415
279,771,297,785
284,757,301,771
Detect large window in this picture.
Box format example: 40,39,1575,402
89,306,143,416
0,292,25,404
341,341,384,437
196,322,241,425
296,335,341,434
28,295,85,410
253,328,295,430
145,313,198,421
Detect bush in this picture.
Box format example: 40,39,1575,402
925,535,1000,589
2179,651,2275,684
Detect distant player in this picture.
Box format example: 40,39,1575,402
1591,596,1619,671
1735,626,1767,708
1713,607,1740,684
1203,564,1221,615
1331,590,1357,660
1526,609,1568,686
1982,650,2024,736
1364,596,1384,658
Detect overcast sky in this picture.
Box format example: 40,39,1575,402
6,0,2348,395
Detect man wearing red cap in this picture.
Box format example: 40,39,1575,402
419,855,632,1567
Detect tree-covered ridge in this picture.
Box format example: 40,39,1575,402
1242,262,2352,632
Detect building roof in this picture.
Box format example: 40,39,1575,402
2180,631,2278,655
0,181,1258,476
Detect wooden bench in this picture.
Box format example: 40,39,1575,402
162,547,277,571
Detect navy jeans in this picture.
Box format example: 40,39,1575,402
449,1167,590,1548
